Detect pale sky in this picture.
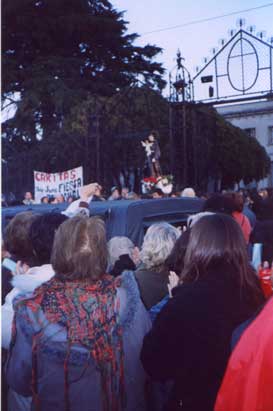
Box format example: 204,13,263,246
111,0,273,87
3,0,273,121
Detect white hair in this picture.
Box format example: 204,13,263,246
181,187,196,198
140,223,180,269
107,236,135,268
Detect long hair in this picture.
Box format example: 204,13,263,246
181,214,263,305
165,229,190,275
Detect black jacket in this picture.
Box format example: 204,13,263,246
141,265,263,411
134,267,169,310
250,219,273,264
110,254,136,277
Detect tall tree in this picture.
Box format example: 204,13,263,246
2,0,165,142
170,103,271,191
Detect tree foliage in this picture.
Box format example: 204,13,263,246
171,103,271,191
2,0,165,143
212,109,271,186
2,0,270,196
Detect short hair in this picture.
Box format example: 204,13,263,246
107,236,135,268
40,196,49,203
29,213,68,266
4,212,38,263
140,223,180,269
51,216,107,282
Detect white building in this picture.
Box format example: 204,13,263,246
216,99,273,188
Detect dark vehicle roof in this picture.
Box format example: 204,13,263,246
2,198,204,247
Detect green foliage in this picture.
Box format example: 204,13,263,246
2,0,165,143
171,103,271,190
2,0,270,193
202,106,271,187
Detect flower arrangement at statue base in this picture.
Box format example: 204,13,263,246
141,175,174,195
156,175,174,194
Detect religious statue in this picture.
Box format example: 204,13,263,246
141,131,161,178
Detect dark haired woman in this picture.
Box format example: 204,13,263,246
6,216,151,411
141,214,264,411
2,212,38,300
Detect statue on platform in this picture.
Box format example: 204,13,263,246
141,131,161,177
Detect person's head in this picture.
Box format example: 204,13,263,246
224,192,244,213
29,213,68,266
24,191,33,200
51,216,107,282
67,196,75,203
181,187,196,198
48,196,57,204
140,222,180,270
110,186,120,199
55,194,65,203
152,188,164,199
41,196,49,204
121,187,129,199
148,130,158,143
203,194,233,215
4,212,38,263
127,191,139,200
181,214,264,304
107,236,136,268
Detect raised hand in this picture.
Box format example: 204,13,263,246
167,271,180,298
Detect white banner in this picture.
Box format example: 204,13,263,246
34,167,83,203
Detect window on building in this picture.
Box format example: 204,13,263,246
268,126,273,146
244,128,256,138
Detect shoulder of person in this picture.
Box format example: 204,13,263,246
118,270,141,302
117,271,149,331
167,280,219,313
134,267,151,279
11,291,44,340
11,264,54,294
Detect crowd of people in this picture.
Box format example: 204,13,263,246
1,183,273,411
3,184,273,216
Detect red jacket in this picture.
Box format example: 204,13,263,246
232,211,251,244
215,297,273,411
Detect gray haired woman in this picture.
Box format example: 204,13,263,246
134,223,180,310
107,236,139,277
